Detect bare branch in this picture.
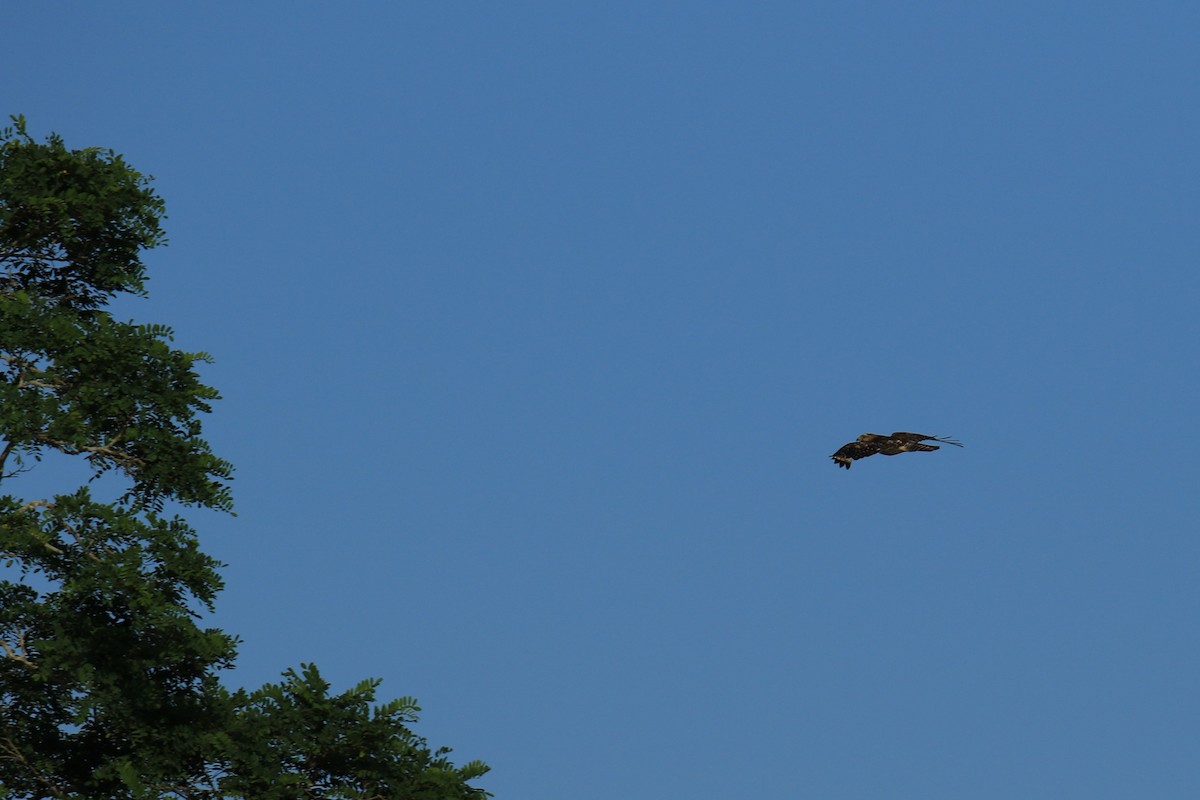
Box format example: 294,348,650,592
30,432,145,471
0,630,36,669
0,733,69,798
0,438,16,477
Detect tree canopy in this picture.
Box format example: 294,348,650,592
0,115,489,799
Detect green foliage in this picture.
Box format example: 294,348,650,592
0,115,165,309
0,289,234,512
219,665,490,800
0,118,489,799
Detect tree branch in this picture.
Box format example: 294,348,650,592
0,630,36,669
0,732,69,799
30,432,145,470
0,438,16,478
18,499,51,514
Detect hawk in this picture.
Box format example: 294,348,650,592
831,432,963,470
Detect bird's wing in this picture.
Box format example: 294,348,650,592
890,432,963,447
879,441,939,454
831,440,879,468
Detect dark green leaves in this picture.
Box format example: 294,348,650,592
0,290,233,511
220,665,489,800
1,120,489,799
0,114,165,309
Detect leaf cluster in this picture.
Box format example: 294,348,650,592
218,665,490,800
0,119,489,799
1,115,165,310
0,289,233,512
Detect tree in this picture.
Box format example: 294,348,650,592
0,116,489,799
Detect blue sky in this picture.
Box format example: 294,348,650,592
4,2,1200,797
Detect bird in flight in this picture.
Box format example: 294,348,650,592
831,432,963,470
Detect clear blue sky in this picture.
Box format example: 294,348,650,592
5,3,1200,797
